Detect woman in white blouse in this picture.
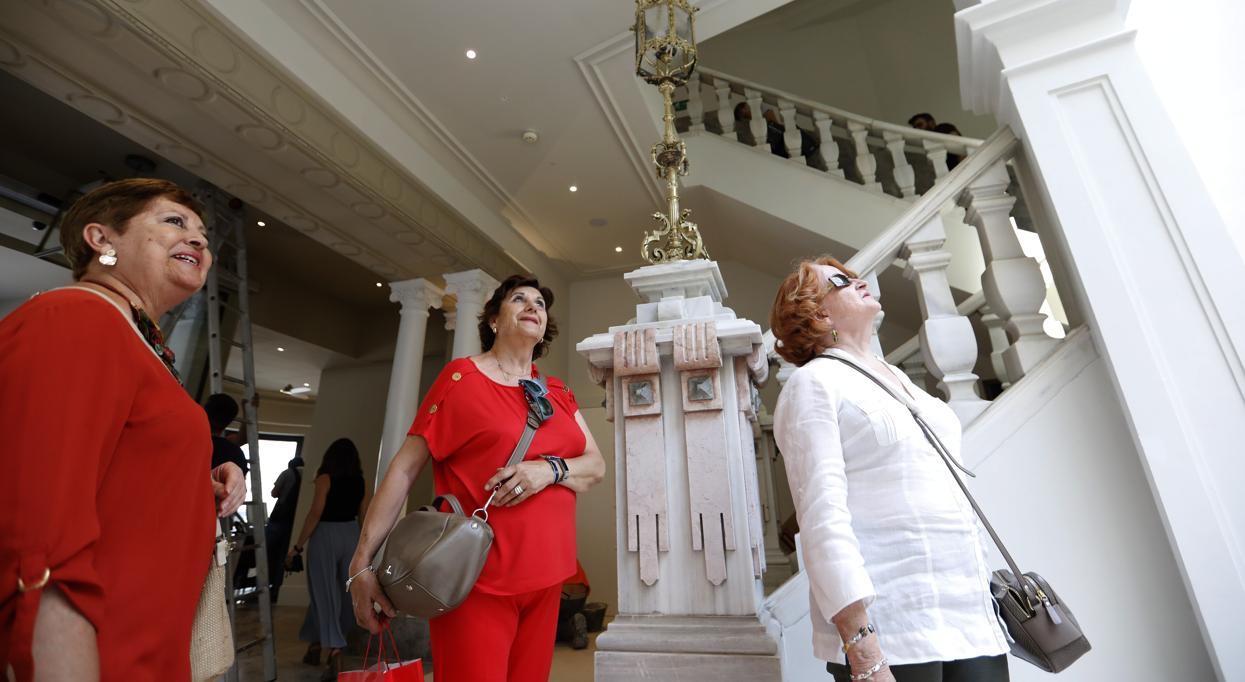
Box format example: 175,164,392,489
770,256,1010,682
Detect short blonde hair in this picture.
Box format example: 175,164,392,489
769,255,857,366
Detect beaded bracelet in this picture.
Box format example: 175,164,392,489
842,623,876,653
849,658,888,681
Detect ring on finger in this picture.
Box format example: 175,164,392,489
513,484,524,495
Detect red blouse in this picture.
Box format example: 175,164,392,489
0,289,215,682
408,358,585,596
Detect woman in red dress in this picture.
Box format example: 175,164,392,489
0,179,246,682
347,274,605,682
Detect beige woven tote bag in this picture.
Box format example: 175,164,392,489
190,520,235,681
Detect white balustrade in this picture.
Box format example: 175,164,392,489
692,67,983,202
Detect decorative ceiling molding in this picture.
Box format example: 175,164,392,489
295,0,567,265
0,0,525,281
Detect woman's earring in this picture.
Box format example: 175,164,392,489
490,325,497,333
831,329,839,344
98,248,118,267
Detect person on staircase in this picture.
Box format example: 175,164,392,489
0,178,246,682
347,274,605,682
769,256,1011,682
288,437,371,681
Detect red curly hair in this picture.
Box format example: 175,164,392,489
769,255,858,366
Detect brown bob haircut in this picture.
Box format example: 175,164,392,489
478,274,558,360
58,178,203,280
769,255,858,367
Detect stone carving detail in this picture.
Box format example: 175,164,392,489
735,356,766,578
672,321,734,586
588,364,614,423
613,328,668,586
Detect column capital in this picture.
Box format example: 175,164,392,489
442,269,500,304
956,0,1130,117
388,278,444,313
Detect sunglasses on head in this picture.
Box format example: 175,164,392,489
828,273,854,289
518,377,554,423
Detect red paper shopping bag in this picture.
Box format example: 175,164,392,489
337,624,424,681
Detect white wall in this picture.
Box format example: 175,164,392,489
966,340,1213,681
1128,0,1245,257
700,0,999,137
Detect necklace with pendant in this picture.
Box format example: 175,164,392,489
84,280,181,382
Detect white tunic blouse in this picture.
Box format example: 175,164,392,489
773,349,1010,665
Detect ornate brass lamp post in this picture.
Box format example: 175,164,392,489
634,0,709,264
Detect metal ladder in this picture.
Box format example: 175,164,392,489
198,182,278,682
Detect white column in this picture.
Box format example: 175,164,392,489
742,88,766,147
442,269,499,360
959,2,1245,678
957,161,1057,381
775,98,802,160
812,111,844,177
883,130,917,198
376,278,444,485
685,72,705,134
902,215,989,423
848,121,880,191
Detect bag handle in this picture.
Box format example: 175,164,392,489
815,354,1037,605
471,372,549,522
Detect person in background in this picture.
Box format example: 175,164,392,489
204,393,249,475
266,454,304,602
0,178,245,681
347,274,605,682
907,112,937,130
289,438,370,681
934,122,965,169
770,255,1009,682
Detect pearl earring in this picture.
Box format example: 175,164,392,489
98,248,118,267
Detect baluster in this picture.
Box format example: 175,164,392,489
883,131,916,199
712,79,733,136
902,214,990,423
847,121,879,191
863,271,885,357
685,72,704,134
742,88,766,147
812,111,843,177
776,98,802,161
923,139,950,182
901,356,930,393
957,161,1059,381
978,304,1011,388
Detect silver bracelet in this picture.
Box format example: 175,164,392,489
842,622,876,652
344,565,374,592
849,657,888,681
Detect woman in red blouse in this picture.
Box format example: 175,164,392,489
348,274,605,682
0,179,246,682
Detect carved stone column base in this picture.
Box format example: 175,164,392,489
595,615,780,682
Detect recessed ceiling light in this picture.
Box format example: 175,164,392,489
375,282,382,287
615,246,623,253
569,185,578,192
465,49,477,59
280,384,311,396
256,220,266,227
277,347,285,352
303,382,310,387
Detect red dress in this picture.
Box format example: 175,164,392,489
0,289,215,682
408,357,585,595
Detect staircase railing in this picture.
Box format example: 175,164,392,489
681,67,984,200
764,126,1066,426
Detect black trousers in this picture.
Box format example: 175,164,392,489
827,654,1008,682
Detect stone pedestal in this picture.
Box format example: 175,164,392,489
577,260,778,682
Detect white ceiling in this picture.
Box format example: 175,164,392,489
225,322,348,398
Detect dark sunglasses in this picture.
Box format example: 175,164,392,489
518,377,554,423
828,273,855,289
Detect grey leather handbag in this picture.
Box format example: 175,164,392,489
822,355,1091,673
374,373,550,618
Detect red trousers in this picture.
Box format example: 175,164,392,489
429,583,561,682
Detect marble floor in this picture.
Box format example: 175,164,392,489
232,603,599,681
